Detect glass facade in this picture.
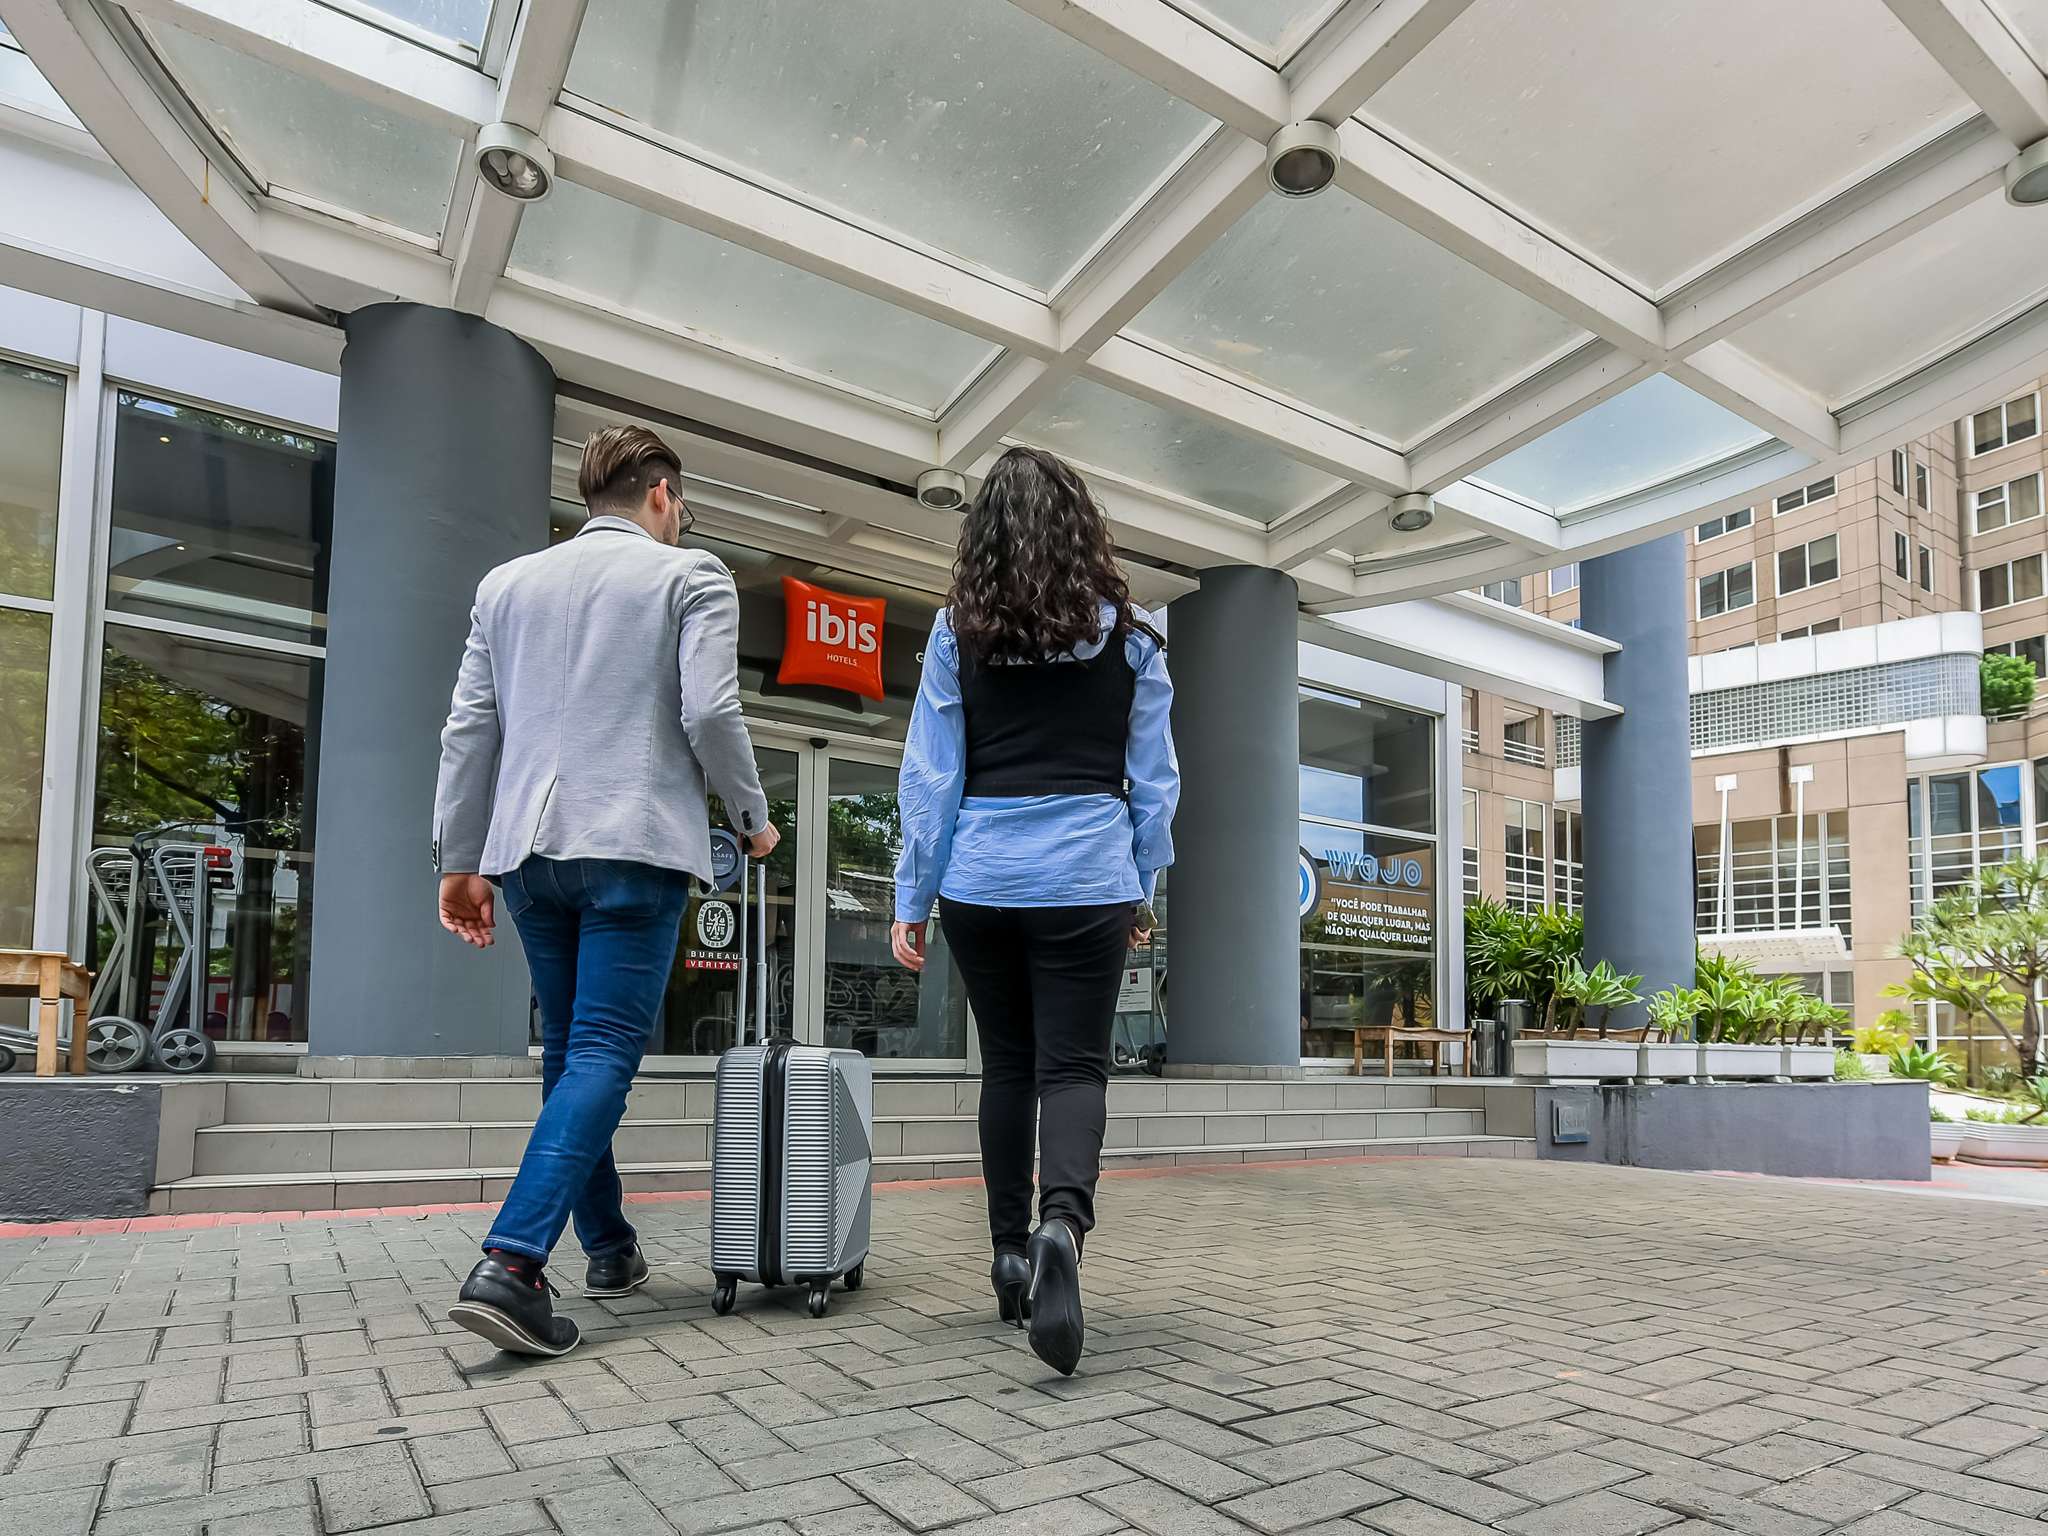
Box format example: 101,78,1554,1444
0,362,62,949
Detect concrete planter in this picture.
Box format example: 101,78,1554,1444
1928,1123,1964,1163
1698,1043,1780,1079
1780,1045,1835,1080
1855,1053,1893,1077
1961,1123,2048,1164
1511,1038,1638,1080
1636,1042,1698,1080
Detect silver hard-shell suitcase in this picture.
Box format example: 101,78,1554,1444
709,860,873,1318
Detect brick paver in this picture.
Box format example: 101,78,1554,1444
5,1158,2048,1533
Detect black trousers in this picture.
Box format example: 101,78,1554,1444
938,898,1134,1256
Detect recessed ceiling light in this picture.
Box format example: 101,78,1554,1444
916,468,967,512
1266,121,1340,198
159,435,171,443
475,122,554,202
1389,493,1435,533
2008,139,2048,205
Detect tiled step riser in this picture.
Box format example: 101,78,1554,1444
156,1135,1532,1214
190,1104,1489,1176
213,1075,1452,1127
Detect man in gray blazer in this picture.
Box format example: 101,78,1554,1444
434,424,775,1357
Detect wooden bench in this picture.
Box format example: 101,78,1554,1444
1352,1024,1472,1078
0,950,94,1076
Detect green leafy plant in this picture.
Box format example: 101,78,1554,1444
1647,987,1699,1041
1931,1106,1952,1123
2008,1076,2048,1123
1967,1107,2005,1122
1885,1042,1963,1087
1692,953,1761,1044
1851,1017,1912,1055
1834,1048,1871,1081
1550,959,1644,1037
1896,856,2048,1077
1981,651,2039,717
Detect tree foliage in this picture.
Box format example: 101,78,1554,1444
1898,855,2048,1077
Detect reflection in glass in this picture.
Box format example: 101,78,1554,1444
351,0,492,49
108,393,333,644
653,747,801,1056
1117,869,1166,1072
1298,686,1436,832
92,628,319,1042
0,363,62,601
1298,825,1436,1060
0,609,51,946
825,757,968,1060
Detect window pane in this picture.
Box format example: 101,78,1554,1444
1895,531,1909,578
1299,825,1438,1054
2013,475,2042,524
0,363,63,601
1699,571,1723,617
2019,556,2045,603
108,394,334,645
1298,688,1437,833
1778,547,1804,594
1731,507,1752,532
352,0,491,49
1979,486,2007,531
1810,535,1838,584
1979,764,2024,829
1808,476,1835,500
2012,394,2039,442
143,22,460,235
1917,464,1929,507
1729,562,1754,607
1983,565,2009,608
1976,406,2003,453
91,629,320,1043
0,608,51,946
1929,773,1968,837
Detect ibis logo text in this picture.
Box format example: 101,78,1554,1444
778,575,887,701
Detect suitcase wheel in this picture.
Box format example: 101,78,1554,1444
806,1282,831,1319
711,1279,737,1316
843,1262,863,1293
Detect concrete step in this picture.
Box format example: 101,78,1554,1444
187,1105,1492,1176
207,1074,1470,1127
153,1133,1536,1214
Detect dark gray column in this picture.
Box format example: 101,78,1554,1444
1579,533,1696,1024
307,303,554,1058
1165,565,1301,1075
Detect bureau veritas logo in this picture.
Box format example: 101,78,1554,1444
778,576,886,700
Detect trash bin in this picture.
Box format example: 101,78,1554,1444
1468,1015,1500,1078
1493,999,1533,1076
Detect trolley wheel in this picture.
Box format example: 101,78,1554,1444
0,1041,14,1074
153,1027,216,1075
85,1016,150,1073
842,1263,863,1292
806,1283,831,1319
711,1279,737,1316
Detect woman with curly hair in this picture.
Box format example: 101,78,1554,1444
891,445,1179,1375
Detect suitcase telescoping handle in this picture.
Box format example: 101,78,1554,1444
752,852,769,1046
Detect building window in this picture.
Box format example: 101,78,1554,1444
1504,797,1547,914
1919,544,1934,592
1462,788,1479,904
1552,808,1582,914
1892,448,1907,494
1892,530,1909,580
1549,562,1579,595
1915,460,1929,509
1460,688,1477,754
1299,685,1440,1064
1972,391,2040,456
0,363,65,948
1480,577,1522,606
1502,710,1545,767
1980,554,2046,611
1989,636,2048,677
1698,561,1756,618
1777,534,1840,596
1973,473,2044,534
1697,813,1852,942
1780,620,1843,639
1911,765,2028,921
1696,507,1753,542
1774,477,1836,515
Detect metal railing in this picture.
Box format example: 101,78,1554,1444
1696,844,1852,945
1461,727,1479,754
1502,736,1546,767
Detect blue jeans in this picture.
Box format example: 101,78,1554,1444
483,856,688,1263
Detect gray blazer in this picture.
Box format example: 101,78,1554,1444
432,516,770,881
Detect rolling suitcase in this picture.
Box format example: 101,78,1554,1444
709,858,873,1318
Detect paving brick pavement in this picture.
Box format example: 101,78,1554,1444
4,1157,2048,1534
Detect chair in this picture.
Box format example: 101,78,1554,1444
0,950,95,1076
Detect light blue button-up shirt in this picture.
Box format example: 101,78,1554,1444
894,605,1178,923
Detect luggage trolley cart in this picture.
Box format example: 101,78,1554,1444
0,847,156,1072
76,826,227,1073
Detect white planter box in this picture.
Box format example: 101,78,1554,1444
1856,1053,1893,1077
1511,1038,1639,1079
1637,1042,1697,1080
1780,1045,1835,1079
1961,1122,2048,1164
1698,1043,1780,1079
1928,1123,1964,1163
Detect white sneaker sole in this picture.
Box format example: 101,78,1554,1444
447,1300,580,1357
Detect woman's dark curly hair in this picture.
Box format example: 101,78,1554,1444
947,445,1159,664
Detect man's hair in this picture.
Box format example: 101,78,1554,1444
579,425,683,516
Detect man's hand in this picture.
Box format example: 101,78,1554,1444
439,874,495,948
743,822,781,859
891,920,927,972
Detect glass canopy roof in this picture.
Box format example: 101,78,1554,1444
8,0,2048,612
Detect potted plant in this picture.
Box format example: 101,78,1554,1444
1640,986,1700,1079
1692,955,1779,1078
1928,1107,1963,1163
1850,1016,1911,1076
1510,959,1643,1078
1779,992,1842,1079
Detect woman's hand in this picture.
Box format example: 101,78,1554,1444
891,920,927,972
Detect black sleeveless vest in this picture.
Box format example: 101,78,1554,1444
958,629,1135,798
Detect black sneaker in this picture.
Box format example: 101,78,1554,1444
448,1254,580,1357
585,1243,650,1298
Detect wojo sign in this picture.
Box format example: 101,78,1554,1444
778,576,887,701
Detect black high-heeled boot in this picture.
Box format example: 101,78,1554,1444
1024,1218,1083,1375
991,1250,1031,1327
